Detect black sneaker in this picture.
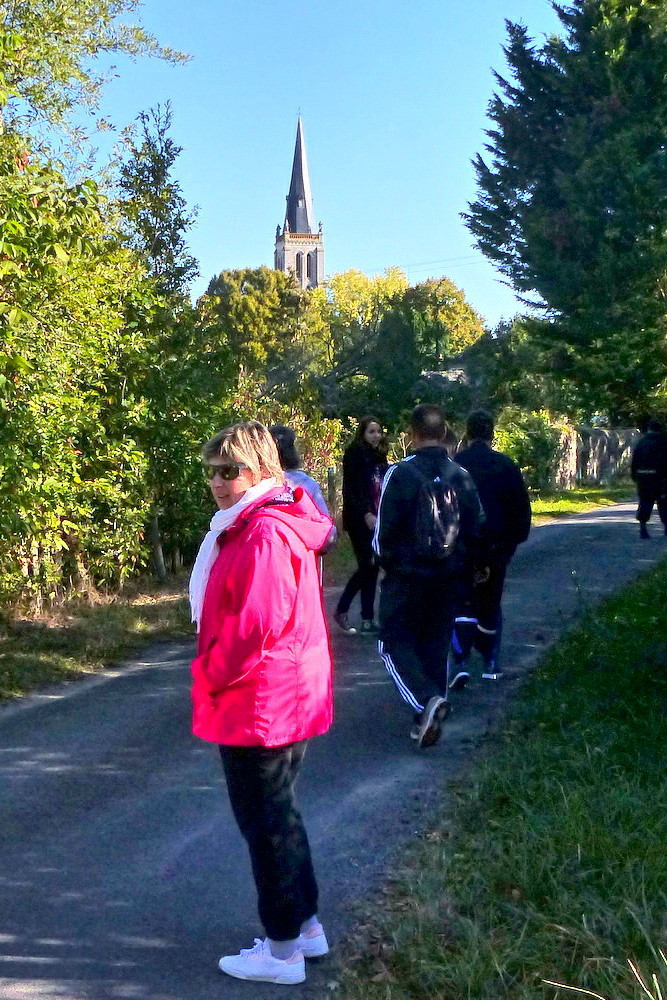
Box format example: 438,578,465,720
333,612,357,635
359,620,379,635
415,696,450,749
640,524,650,539
449,670,470,691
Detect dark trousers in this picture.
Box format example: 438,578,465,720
378,570,456,712
451,557,509,670
636,476,667,526
219,741,318,941
336,524,379,621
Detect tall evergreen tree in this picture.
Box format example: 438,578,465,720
464,1,667,420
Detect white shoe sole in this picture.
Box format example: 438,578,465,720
218,958,305,984
417,697,450,749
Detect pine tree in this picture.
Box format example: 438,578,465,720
464,1,667,420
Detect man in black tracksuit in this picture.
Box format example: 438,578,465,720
631,418,667,538
373,404,486,749
449,409,531,687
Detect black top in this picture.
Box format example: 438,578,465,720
456,440,531,556
631,430,667,479
341,441,389,532
373,446,486,576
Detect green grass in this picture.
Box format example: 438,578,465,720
0,577,192,701
336,555,667,1000
531,484,634,523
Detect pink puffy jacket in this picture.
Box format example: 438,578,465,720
191,486,334,747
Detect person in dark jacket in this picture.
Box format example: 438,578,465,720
334,416,388,635
631,418,667,538
449,409,531,687
373,404,486,749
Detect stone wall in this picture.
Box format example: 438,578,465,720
555,427,638,488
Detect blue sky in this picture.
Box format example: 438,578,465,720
93,0,561,326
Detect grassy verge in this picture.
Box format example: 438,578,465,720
337,554,667,1000
531,484,634,523
0,577,192,701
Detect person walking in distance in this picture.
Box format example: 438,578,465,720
449,409,531,688
189,421,333,986
631,418,667,538
334,416,388,635
373,404,486,749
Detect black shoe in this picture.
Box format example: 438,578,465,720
449,670,471,692
333,612,357,635
640,523,650,539
359,620,379,635
415,696,450,749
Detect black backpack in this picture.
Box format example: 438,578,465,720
409,458,460,562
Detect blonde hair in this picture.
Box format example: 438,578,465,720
202,420,285,486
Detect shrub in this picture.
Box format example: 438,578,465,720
494,408,568,490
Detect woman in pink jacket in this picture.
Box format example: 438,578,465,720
189,421,334,986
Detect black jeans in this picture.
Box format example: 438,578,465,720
336,524,379,621
451,556,509,670
636,476,667,526
219,741,318,941
378,569,456,712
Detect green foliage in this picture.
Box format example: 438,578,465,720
494,407,566,490
226,372,344,490
199,267,328,399
0,137,154,604
315,269,485,426
465,1,667,421
119,102,199,297
0,0,186,131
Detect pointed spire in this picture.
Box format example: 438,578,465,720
285,117,315,234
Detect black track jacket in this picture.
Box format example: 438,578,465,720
372,446,486,577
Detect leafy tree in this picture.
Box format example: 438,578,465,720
199,267,328,398
0,1,185,131
465,0,667,421
401,277,485,369
0,138,151,604
119,102,198,297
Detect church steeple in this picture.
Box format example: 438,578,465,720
274,118,324,289
285,117,315,234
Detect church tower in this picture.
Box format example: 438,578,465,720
274,118,324,289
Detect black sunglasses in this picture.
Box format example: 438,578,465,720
204,462,248,481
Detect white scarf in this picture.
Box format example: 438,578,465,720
188,478,277,629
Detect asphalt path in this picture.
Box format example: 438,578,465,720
0,503,665,1000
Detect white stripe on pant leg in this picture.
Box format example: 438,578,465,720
378,640,424,712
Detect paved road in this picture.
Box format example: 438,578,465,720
0,504,665,1000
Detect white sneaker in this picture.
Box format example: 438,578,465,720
297,923,329,958
416,695,450,749
218,938,305,984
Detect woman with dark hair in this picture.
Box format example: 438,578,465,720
189,420,333,985
334,416,388,635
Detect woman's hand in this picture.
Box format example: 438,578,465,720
364,513,377,531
